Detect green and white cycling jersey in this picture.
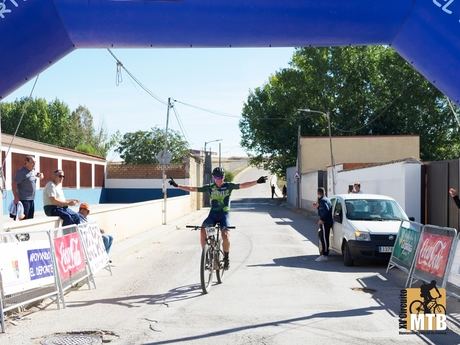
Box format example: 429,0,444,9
197,182,240,213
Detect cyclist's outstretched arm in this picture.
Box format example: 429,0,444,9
239,176,268,189
168,177,200,192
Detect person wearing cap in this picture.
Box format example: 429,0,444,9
12,155,44,219
78,203,113,254
43,169,80,226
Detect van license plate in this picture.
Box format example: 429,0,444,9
379,246,393,253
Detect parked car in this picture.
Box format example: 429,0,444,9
328,194,410,266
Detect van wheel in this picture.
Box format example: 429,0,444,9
343,241,354,266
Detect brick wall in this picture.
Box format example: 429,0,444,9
107,163,189,179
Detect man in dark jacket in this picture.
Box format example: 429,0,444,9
313,187,333,262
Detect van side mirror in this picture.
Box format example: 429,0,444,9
409,217,415,221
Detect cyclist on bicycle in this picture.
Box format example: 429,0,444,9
420,280,441,314
169,167,267,269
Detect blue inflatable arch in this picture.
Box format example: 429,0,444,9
1,0,460,105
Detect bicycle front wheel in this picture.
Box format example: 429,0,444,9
433,304,446,315
200,244,214,294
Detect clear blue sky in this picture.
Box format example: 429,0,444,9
4,48,294,160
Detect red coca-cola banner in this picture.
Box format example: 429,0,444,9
415,231,454,278
54,232,86,280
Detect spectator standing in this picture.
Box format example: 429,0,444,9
348,185,354,194
78,202,113,255
43,169,80,226
313,187,333,262
12,155,43,219
271,185,276,199
282,185,287,199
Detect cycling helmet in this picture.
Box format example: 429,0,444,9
212,167,225,178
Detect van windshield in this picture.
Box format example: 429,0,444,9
345,199,408,221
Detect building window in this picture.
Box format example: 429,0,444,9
12,152,29,183
80,162,92,188
40,157,58,188
2,151,6,183
62,159,77,188
95,164,105,187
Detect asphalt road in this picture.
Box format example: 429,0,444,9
2,168,460,345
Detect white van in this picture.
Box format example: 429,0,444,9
328,194,410,266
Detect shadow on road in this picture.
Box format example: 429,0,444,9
67,284,202,309
144,306,383,345
247,254,389,273
237,197,460,345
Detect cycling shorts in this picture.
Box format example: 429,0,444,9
202,211,231,230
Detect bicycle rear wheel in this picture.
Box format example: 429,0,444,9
200,244,214,294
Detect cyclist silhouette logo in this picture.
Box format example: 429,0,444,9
419,280,442,314
400,280,447,333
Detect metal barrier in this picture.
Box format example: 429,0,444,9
49,225,93,305
0,229,62,333
387,221,423,286
1,221,114,333
407,225,458,288
445,233,460,299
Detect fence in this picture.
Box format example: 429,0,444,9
422,159,460,228
0,222,111,332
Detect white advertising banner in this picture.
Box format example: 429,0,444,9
0,240,55,295
78,223,109,274
448,239,460,288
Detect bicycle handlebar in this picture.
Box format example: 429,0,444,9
186,225,236,229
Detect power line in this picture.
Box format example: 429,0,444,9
107,49,168,106
1,74,40,193
171,103,190,144
173,99,240,119
447,97,460,128
330,84,412,134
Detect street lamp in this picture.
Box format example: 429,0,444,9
298,108,336,195
204,139,223,157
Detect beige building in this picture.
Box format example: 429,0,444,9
299,135,420,173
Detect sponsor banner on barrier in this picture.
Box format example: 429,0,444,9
415,230,454,278
54,232,86,281
447,239,460,288
0,240,55,295
78,223,109,274
391,222,422,271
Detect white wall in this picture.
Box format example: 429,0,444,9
328,161,421,222
2,196,193,242
286,167,298,207
301,171,319,211
105,178,190,189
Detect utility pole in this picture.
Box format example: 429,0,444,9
297,108,336,195
162,97,172,225
297,125,301,209
219,142,222,168
326,111,336,195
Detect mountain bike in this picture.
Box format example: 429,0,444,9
409,296,446,315
186,224,235,294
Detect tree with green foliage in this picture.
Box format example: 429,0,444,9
116,127,189,164
0,98,117,157
240,46,460,177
